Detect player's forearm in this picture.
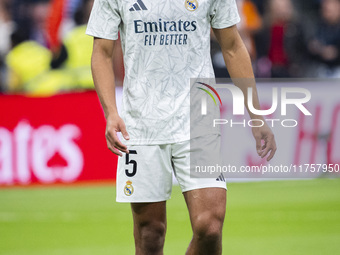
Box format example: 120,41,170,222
91,43,119,119
221,33,263,120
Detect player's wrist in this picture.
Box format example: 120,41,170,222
248,113,265,122
105,111,120,120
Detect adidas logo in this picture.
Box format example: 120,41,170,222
129,0,147,11
216,173,226,182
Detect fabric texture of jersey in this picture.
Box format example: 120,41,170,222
86,0,240,145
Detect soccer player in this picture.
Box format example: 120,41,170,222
87,0,276,254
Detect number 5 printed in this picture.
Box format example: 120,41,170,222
125,150,137,177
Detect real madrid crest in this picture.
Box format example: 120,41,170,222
124,180,134,196
185,0,198,11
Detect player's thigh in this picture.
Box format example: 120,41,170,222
131,201,167,229
184,188,226,230
172,135,227,228
116,144,173,203
131,202,167,251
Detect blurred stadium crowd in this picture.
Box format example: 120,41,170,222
0,0,339,95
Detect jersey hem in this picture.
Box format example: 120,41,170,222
125,131,221,146
85,30,118,41
211,17,241,29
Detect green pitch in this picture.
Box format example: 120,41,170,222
0,179,339,255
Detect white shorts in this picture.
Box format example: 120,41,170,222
116,134,226,203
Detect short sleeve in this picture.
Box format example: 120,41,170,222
86,0,121,40
210,0,241,29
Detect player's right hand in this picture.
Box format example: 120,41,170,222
105,115,130,157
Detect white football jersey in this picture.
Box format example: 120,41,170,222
86,0,240,145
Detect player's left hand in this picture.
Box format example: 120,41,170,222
252,123,277,161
